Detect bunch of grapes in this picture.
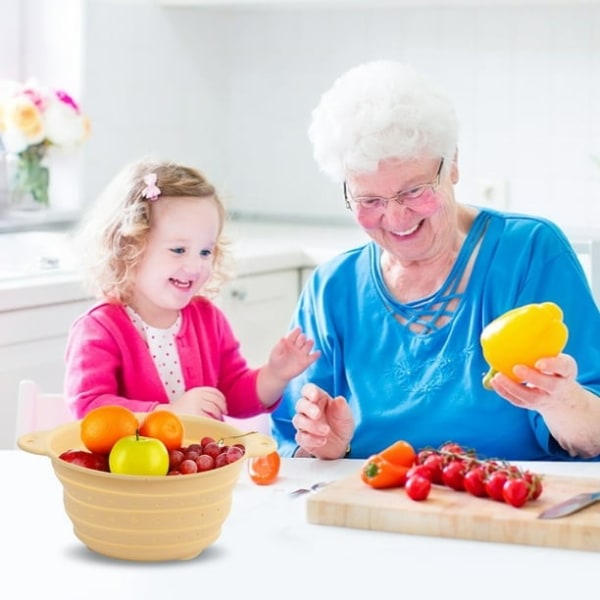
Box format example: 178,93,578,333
168,436,246,475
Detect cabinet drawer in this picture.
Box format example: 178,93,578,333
0,300,91,346
217,270,300,367
219,270,298,305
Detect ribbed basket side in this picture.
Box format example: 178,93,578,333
63,489,232,532
74,529,221,562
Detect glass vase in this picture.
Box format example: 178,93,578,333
8,144,50,211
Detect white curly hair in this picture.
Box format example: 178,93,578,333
308,60,459,182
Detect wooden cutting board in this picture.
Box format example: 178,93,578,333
306,469,600,552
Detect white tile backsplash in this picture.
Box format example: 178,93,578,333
72,2,600,231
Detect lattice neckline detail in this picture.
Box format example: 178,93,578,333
371,212,489,335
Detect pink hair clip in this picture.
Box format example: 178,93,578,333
142,173,161,200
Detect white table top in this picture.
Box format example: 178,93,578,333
3,451,599,599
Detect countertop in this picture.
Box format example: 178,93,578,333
2,217,599,312
0,219,370,312
3,451,599,600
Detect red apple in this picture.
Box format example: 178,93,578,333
59,449,110,472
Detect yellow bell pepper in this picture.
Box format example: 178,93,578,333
480,301,569,389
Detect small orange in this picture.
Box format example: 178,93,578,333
248,451,281,486
80,405,139,455
139,410,185,451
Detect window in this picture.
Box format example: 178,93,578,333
0,0,22,82
1,0,85,229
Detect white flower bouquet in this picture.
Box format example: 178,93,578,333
0,79,90,207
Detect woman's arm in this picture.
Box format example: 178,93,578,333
490,354,600,458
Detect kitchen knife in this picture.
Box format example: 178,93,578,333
538,491,600,519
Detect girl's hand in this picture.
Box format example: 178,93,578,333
268,327,320,380
292,382,354,460
168,386,228,420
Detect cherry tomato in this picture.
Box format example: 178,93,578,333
523,471,544,500
422,453,445,484
485,470,508,502
441,459,466,491
424,453,445,483
416,449,435,464
463,466,488,497
503,477,529,508
406,463,433,482
405,475,431,501
248,451,281,485
439,442,464,455
485,460,500,474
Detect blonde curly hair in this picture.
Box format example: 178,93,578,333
73,157,231,304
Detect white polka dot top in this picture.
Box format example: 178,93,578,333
125,306,185,403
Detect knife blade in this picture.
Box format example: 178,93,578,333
538,491,600,519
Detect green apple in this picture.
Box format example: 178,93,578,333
108,431,170,476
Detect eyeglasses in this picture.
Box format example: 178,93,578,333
343,158,445,213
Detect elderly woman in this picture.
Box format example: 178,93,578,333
271,60,600,461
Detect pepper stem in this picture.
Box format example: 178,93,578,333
482,368,497,390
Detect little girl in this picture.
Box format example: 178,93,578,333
64,157,319,421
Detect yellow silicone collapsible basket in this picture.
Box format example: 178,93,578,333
18,414,276,561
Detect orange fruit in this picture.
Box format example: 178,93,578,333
80,405,139,455
248,451,281,486
138,411,185,451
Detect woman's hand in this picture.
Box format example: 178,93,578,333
166,387,228,420
292,382,354,460
488,353,578,411
490,353,600,458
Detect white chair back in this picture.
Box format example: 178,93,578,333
15,379,73,446
15,379,271,447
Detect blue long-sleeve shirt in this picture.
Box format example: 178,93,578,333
271,208,600,461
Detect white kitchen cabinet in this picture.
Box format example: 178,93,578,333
300,267,315,290
216,269,302,435
0,297,92,449
216,269,300,368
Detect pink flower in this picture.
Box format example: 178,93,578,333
0,79,90,154
21,86,47,111
55,90,80,113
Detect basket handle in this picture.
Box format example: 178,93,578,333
17,430,53,456
218,431,277,458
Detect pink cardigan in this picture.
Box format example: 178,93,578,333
64,297,269,419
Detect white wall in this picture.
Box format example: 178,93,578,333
22,0,86,214
76,1,600,231
81,1,230,213
0,0,22,81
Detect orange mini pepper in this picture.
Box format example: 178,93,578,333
378,439,417,468
360,454,410,489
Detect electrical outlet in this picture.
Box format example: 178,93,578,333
477,179,509,210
